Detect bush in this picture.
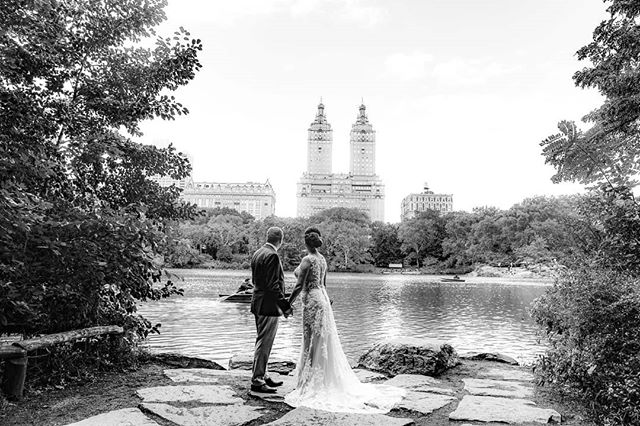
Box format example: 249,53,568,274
216,245,234,262
531,266,640,425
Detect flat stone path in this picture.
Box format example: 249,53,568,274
65,360,563,425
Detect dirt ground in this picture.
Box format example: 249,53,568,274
0,358,595,426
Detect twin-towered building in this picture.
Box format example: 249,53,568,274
296,102,385,222
156,101,454,222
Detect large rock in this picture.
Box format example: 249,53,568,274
65,408,158,426
358,338,459,376
140,403,264,426
264,406,414,425
228,353,296,375
449,395,561,424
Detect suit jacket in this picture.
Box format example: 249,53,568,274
250,244,291,316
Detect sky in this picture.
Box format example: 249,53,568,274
137,0,608,222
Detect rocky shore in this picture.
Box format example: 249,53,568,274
0,338,592,426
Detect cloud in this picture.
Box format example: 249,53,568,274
432,58,521,86
341,0,387,27
383,51,434,81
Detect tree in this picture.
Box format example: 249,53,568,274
321,220,372,269
369,222,403,267
441,211,478,267
534,2,640,423
310,207,371,227
0,1,202,338
398,210,446,268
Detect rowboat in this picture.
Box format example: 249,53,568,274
440,277,465,283
219,291,292,303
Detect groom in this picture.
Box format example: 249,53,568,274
250,226,292,393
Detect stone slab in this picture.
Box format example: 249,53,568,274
164,368,251,383
65,408,158,426
249,374,297,402
140,403,264,426
264,406,414,425
449,395,561,424
150,353,226,369
383,374,454,395
353,369,387,382
460,352,519,365
463,378,533,399
229,353,296,375
393,390,456,415
136,385,243,404
477,367,534,382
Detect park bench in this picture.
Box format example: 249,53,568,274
0,325,123,400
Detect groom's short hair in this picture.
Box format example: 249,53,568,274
266,227,283,245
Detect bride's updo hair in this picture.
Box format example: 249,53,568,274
304,227,323,249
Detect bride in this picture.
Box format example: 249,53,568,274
284,227,404,413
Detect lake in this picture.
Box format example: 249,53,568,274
138,269,550,367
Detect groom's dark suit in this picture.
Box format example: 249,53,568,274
251,244,291,316
250,243,291,386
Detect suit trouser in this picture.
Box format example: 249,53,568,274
252,314,279,385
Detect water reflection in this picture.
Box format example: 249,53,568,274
139,269,548,366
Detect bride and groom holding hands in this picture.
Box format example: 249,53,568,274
249,226,402,413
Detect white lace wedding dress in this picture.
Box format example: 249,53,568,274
284,254,404,413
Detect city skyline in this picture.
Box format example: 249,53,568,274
136,0,607,222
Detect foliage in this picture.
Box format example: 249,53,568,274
531,266,640,425
369,222,403,267
535,1,640,424
398,210,446,267
0,0,201,341
165,197,585,272
216,245,234,263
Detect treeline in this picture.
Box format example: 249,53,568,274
164,195,588,273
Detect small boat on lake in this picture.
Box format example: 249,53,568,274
219,290,292,303
440,276,466,283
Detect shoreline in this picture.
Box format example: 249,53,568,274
0,352,593,426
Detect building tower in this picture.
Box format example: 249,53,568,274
349,103,376,176
307,101,333,175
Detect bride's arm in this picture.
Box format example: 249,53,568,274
288,257,310,306
322,257,332,305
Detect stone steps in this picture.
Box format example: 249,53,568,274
65,362,562,426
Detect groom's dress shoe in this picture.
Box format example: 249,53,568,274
265,377,283,387
251,383,277,393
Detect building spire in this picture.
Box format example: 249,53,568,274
356,101,368,124
314,99,327,124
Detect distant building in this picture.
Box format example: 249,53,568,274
296,102,385,222
151,176,191,189
182,180,276,220
401,183,453,220
153,176,276,220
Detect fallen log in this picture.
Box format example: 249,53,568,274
12,325,124,352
